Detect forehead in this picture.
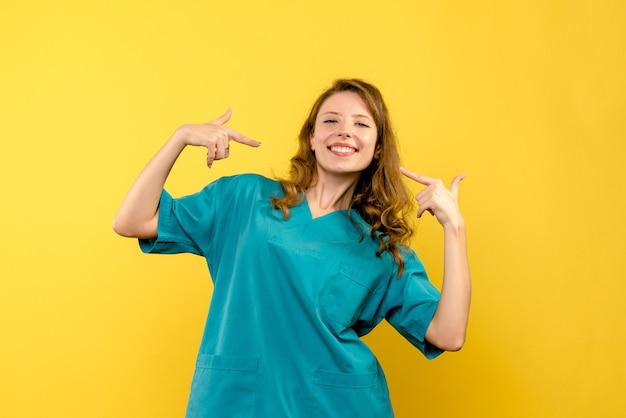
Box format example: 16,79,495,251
318,91,373,118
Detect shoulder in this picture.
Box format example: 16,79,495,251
350,211,421,263
396,245,426,277
203,173,281,196
211,173,275,187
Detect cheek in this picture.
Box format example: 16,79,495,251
310,128,329,148
366,135,379,153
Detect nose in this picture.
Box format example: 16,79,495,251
338,123,352,137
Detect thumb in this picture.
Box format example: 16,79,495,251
449,174,466,201
207,108,232,126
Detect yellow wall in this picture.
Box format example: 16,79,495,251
1,1,625,416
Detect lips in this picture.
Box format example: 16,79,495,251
328,144,357,156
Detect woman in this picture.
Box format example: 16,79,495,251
113,79,471,417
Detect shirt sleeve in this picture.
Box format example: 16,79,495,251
138,183,220,257
382,250,444,360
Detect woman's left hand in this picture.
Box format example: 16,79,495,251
400,167,466,229
402,168,471,352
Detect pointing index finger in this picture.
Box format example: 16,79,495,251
225,127,262,147
400,167,435,185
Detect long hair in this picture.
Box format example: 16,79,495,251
271,79,415,276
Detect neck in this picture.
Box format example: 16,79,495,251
306,172,360,217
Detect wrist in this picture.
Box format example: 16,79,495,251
168,127,191,150
443,216,466,234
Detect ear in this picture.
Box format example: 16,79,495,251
373,144,381,159
310,133,315,150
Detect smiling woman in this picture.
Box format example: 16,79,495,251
112,78,471,417
309,91,380,186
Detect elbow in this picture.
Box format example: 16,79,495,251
426,325,467,352
439,334,466,352
112,214,158,239
431,334,466,352
112,216,135,238
112,218,128,237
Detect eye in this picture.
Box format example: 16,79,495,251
356,121,370,128
323,119,338,124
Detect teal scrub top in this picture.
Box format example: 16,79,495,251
139,174,442,418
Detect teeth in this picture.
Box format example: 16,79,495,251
330,146,355,154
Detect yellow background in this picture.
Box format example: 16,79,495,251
1,1,625,417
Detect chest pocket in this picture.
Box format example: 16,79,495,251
321,262,378,330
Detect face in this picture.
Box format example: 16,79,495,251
310,91,379,180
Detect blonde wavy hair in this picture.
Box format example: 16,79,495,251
271,79,415,276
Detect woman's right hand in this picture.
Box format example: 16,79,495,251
113,109,260,238
174,109,261,168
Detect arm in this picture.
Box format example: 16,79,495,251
112,109,260,239
400,167,471,352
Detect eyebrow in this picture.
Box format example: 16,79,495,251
320,111,373,120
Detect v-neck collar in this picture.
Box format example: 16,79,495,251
302,194,351,221
300,195,369,231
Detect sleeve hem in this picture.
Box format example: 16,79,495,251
137,190,200,255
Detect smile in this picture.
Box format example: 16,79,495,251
329,145,357,155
